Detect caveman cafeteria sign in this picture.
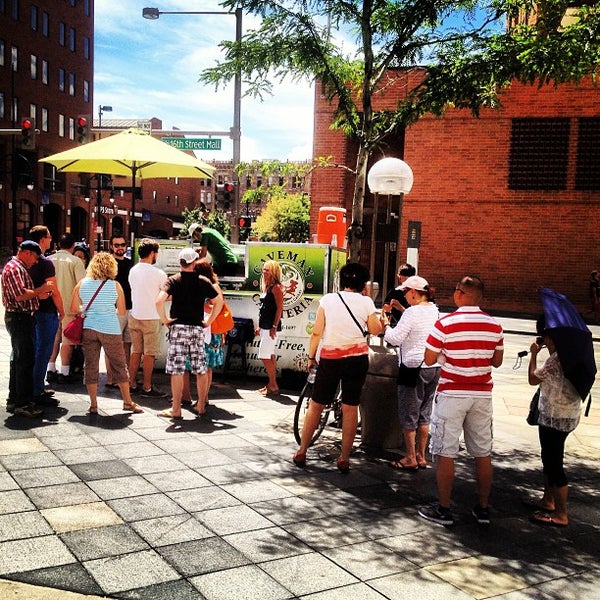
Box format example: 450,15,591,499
223,243,346,374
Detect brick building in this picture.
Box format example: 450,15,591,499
310,74,600,315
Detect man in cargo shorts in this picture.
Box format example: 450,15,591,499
155,248,223,419
418,275,504,526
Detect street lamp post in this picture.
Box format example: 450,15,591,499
142,6,242,242
84,174,114,253
98,105,113,129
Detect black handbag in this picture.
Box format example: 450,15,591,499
526,388,540,426
397,363,421,387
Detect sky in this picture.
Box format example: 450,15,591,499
93,0,315,163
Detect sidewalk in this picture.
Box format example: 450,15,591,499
0,312,599,599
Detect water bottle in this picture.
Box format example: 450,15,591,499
307,365,317,384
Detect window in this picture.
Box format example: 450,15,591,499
30,54,37,79
509,118,570,190
175,195,179,207
68,116,74,140
0,93,4,119
42,11,49,37
0,39,4,67
69,27,75,52
29,103,36,122
84,0,90,17
68,73,75,96
59,22,65,46
30,4,37,30
11,0,18,20
575,118,600,190
83,36,90,59
41,107,48,132
11,45,17,70
42,59,48,84
58,68,65,92
58,114,65,137
83,79,89,102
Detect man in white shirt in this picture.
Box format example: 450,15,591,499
128,239,168,397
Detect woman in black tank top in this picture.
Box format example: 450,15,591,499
257,260,284,395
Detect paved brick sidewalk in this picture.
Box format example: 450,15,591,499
0,309,599,599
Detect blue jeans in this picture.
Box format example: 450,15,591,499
33,311,59,396
5,312,35,406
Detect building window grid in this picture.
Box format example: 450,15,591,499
41,107,48,132
59,22,65,46
58,68,65,92
30,4,37,30
69,27,75,52
575,117,600,191
30,54,37,79
0,40,4,67
68,72,75,96
42,11,49,37
42,59,48,84
508,118,570,190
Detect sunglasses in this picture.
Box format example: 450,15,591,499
112,243,127,248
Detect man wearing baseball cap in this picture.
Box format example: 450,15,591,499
1,241,54,417
155,247,224,419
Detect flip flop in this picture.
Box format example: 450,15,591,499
158,409,183,420
530,511,568,527
521,496,555,511
123,403,143,414
87,406,98,415
389,460,419,472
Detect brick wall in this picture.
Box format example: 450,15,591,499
311,77,600,315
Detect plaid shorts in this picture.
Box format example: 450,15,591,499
165,324,207,375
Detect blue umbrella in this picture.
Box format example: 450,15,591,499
539,287,597,402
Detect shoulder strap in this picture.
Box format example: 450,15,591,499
337,292,368,337
84,279,108,312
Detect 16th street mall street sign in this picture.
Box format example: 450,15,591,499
163,137,221,151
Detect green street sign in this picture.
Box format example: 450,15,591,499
162,137,222,151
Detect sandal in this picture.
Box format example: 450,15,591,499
336,458,350,474
87,405,98,414
292,451,306,468
522,496,555,511
389,459,419,472
123,402,143,414
158,409,183,420
530,511,568,527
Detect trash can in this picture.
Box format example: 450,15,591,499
317,207,347,247
359,341,403,453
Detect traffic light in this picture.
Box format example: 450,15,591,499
76,115,90,144
223,183,234,210
20,117,36,149
238,216,252,241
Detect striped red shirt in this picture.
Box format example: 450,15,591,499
1,256,38,313
425,307,503,396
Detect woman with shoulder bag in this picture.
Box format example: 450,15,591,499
382,275,440,471
70,252,142,416
293,263,382,474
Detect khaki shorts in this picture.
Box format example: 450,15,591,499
128,316,162,356
429,392,493,459
117,311,132,344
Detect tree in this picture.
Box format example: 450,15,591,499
253,190,310,242
201,0,600,259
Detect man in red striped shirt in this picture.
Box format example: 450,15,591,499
419,275,503,526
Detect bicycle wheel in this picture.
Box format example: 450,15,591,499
293,381,331,447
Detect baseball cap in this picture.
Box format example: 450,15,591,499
20,240,42,255
178,248,199,264
399,275,429,291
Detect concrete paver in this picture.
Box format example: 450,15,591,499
0,310,599,599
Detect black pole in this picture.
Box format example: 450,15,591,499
96,175,102,253
11,145,18,253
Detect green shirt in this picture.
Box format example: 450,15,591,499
199,227,237,266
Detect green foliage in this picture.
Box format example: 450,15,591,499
200,0,600,257
181,206,231,240
253,191,310,242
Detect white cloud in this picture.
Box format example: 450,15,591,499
94,0,314,162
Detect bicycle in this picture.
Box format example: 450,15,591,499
293,367,343,447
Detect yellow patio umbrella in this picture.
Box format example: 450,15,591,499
40,127,215,180
40,127,215,242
